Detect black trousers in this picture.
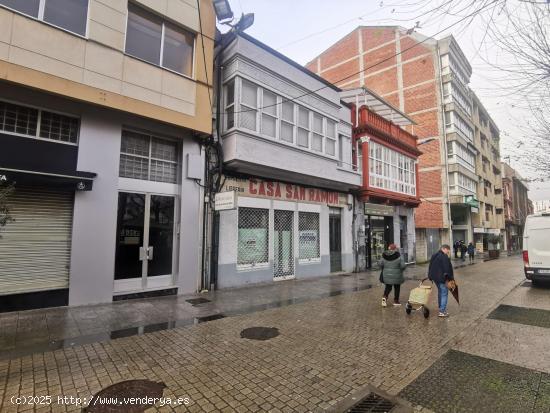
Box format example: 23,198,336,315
383,284,401,301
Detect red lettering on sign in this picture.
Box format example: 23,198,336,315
308,188,315,201
299,187,306,201
286,184,293,199
249,179,257,195
274,183,281,198
258,181,266,196
321,192,327,203
266,181,274,197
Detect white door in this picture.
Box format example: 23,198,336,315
113,192,176,293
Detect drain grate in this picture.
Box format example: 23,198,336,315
346,392,396,412
240,326,280,341
84,380,166,412
186,297,211,306
488,304,550,329
195,314,225,323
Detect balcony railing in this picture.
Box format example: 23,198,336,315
358,107,417,148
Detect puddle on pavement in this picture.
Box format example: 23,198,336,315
1,283,373,360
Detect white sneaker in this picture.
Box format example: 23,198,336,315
438,312,449,318
393,302,402,307
381,297,387,307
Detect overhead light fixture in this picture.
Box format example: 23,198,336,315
234,13,254,32
213,0,234,22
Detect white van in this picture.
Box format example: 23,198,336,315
523,212,550,285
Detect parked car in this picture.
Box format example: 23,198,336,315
523,212,550,285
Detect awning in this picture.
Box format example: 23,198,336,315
0,168,96,191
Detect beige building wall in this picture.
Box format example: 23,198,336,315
471,94,505,231
0,0,214,134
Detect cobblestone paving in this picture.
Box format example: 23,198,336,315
399,350,550,413
0,257,527,412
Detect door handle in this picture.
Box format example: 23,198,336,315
139,247,147,261
147,246,154,260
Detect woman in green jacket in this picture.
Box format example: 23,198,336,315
379,243,407,307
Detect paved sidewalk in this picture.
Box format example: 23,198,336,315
0,263,433,360
0,256,526,412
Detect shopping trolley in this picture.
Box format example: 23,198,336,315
405,278,432,318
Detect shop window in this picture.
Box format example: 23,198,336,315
280,100,294,143
297,106,310,148
125,3,194,77
224,80,235,130
240,80,258,131
299,212,320,261
237,207,269,267
0,100,79,144
0,0,88,36
261,89,277,138
119,130,178,183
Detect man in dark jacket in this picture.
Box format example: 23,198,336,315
428,244,454,317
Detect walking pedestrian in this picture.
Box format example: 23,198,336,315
428,244,455,317
453,240,460,259
380,244,406,307
459,240,466,261
467,242,475,264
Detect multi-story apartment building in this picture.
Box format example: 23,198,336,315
0,0,215,311
214,33,361,288
340,88,421,269
502,163,532,251
306,27,505,260
533,200,550,213
470,93,505,251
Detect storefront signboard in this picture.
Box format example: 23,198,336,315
487,228,501,235
214,191,237,211
364,202,394,216
473,227,485,234
221,176,347,206
471,206,479,214
464,195,479,208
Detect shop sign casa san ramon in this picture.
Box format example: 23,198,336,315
221,176,347,206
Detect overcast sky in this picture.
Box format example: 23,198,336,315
224,0,550,201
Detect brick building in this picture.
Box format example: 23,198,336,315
502,163,532,251
306,27,503,260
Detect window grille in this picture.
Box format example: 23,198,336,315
0,101,38,136
0,100,79,144
274,210,294,278
299,212,320,260
119,130,178,183
39,110,79,143
238,208,269,267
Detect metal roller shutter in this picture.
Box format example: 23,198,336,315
0,186,74,295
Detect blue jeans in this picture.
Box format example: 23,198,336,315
436,282,448,313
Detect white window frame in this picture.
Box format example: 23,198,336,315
124,2,196,79
368,141,416,196
260,89,278,139
311,112,324,153
239,79,259,132
0,0,90,38
297,105,311,149
325,119,337,156
224,79,235,132
279,99,295,144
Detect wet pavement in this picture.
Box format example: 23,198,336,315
0,256,546,412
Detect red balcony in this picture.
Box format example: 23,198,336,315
355,106,419,152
